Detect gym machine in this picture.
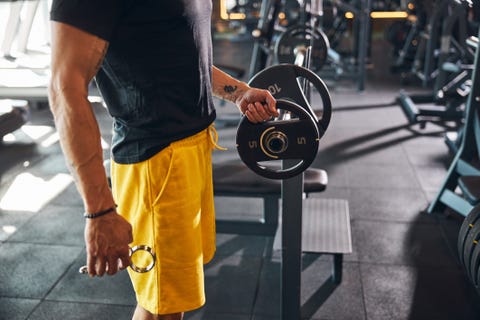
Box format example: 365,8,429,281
0,0,51,109
443,35,478,154
388,1,429,75
272,0,330,73
319,0,371,91
247,0,283,79
427,27,480,218
248,0,372,91
397,0,475,128
1,0,45,58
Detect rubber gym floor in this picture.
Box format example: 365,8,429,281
2,31,480,320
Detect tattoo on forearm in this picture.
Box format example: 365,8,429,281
224,85,237,94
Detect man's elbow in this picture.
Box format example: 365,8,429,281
48,73,87,115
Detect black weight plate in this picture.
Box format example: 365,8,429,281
238,120,318,162
469,239,480,286
236,98,319,180
463,219,480,283
458,205,480,267
477,262,480,294
274,26,330,71
248,64,332,137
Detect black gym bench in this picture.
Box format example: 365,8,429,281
212,160,328,236
0,99,29,139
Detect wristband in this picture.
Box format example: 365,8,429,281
84,205,116,219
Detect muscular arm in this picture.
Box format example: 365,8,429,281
49,22,132,276
212,66,278,122
49,22,112,213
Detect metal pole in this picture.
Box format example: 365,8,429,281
281,162,304,320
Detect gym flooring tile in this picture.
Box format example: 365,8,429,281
343,187,431,223
27,301,134,320
203,255,263,314
326,137,411,167
252,259,365,319
0,209,35,242
0,242,83,299
0,297,39,320
413,164,453,194
329,104,404,130
340,162,421,190
361,263,480,320
214,233,270,258
352,220,457,267
45,252,136,306
402,141,452,168
0,142,46,186
187,311,252,320
6,205,84,245
300,260,365,320
316,126,414,164
311,185,351,201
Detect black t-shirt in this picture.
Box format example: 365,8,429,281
50,0,216,164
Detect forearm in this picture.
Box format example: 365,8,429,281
212,65,278,122
49,86,114,213
212,66,250,106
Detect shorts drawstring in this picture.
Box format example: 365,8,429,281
208,124,228,151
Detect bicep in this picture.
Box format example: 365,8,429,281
50,21,108,92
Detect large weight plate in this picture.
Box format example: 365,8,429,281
248,64,332,137
274,26,330,71
458,205,480,267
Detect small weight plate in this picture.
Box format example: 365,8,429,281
236,98,319,180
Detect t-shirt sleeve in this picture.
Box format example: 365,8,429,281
50,0,122,41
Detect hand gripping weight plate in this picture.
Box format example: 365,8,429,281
248,64,332,138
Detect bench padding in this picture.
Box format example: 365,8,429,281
213,161,328,195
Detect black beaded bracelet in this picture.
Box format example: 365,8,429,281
84,206,116,219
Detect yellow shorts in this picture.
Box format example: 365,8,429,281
110,127,217,315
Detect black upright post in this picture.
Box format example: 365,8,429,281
281,159,304,320
356,0,371,91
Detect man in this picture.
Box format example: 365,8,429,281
48,1,277,320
